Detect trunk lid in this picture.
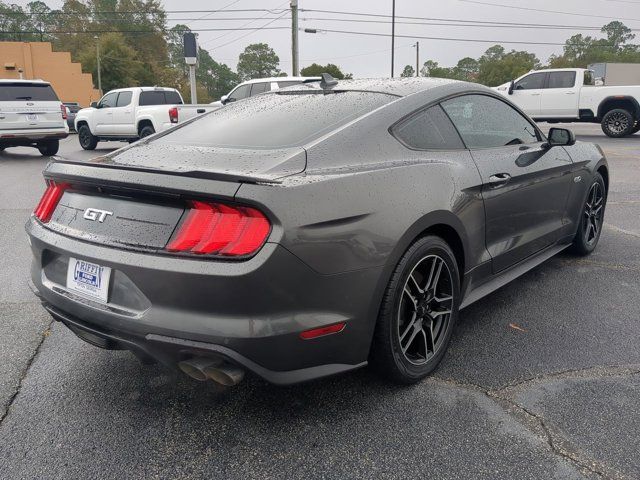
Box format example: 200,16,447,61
89,141,306,183
0,82,64,131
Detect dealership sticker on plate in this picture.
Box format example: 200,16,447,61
66,257,111,303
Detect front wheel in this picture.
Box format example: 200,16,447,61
78,125,98,150
572,172,606,256
37,140,59,156
370,236,460,384
601,109,634,138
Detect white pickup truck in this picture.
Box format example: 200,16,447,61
494,68,640,137
74,87,217,150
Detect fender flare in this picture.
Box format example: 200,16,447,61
136,116,158,134
597,96,640,120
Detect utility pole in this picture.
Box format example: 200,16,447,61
390,0,395,77
94,36,102,94
291,0,299,76
414,42,419,77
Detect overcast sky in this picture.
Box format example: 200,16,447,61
13,0,640,76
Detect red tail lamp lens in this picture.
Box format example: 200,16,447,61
60,104,67,120
169,107,178,123
300,322,346,340
34,181,68,223
167,201,270,257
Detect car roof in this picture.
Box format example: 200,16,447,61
281,77,463,97
0,78,50,85
105,86,179,93
240,76,321,85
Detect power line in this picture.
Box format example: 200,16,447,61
209,10,290,50
298,17,640,31
0,8,289,16
0,27,290,34
303,28,621,47
299,8,631,29
200,1,290,48
456,0,640,22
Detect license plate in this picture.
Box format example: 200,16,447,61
66,257,111,303
26,114,38,121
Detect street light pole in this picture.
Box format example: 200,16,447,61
291,0,299,76
414,41,419,77
391,0,396,78
94,36,102,94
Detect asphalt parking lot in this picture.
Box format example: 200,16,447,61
1,126,639,479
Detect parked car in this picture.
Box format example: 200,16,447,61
0,79,68,156
494,67,640,137
27,77,608,387
210,76,321,107
74,87,217,150
63,102,81,131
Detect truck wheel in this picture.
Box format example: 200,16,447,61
139,125,155,139
78,125,98,150
37,140,59,156
601,109,634,137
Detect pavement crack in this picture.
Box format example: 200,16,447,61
0,319,52,426
432,368,640,479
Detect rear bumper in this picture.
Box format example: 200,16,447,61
1,127,68,145
26,218,380,384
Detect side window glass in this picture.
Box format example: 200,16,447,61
250,82,269,96
584,70,595,86
116,91,132,107
548,72,576,89
99,92,117,108
441,94,540,148
229,84,251,101
514,73,546,90
392,105,464,150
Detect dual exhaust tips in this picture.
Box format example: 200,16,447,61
178,357,245,386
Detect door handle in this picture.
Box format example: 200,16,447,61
488,173,511,188
565,92,576,95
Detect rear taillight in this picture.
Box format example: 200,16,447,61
33,181,68,223
60,104,67,120
166,201,270,257
169,107,178,124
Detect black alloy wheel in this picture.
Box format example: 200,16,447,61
572,172,606,256
371,236,460,383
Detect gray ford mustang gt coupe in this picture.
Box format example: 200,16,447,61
27,76,608,386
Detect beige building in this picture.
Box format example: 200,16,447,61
0,41,101,107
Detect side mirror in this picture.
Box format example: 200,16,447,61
508,80,515,95
220,95,229,105
546,127,576,147
90,101,98,108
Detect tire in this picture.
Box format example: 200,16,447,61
370,235,460,384
601,109,634,137
37,140,59,156
571,172,606,256
631,122,640,135
78,125,98,150
139,125,155,139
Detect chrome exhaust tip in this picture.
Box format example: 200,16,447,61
203,364,245,386
178,357,245,386
178,357,222,382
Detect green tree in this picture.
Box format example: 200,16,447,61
300,62,353,79
79,32,140,91
452,57,479,82
420,60,454,78
400,65,415,77
476,45,540,86
237,43,280,80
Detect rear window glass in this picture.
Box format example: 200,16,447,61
156,91,396,149
0,83,59,101
139,90,182,106
548,71,576,89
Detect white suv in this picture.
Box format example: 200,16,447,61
211,76,321,107
0,79,69,156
